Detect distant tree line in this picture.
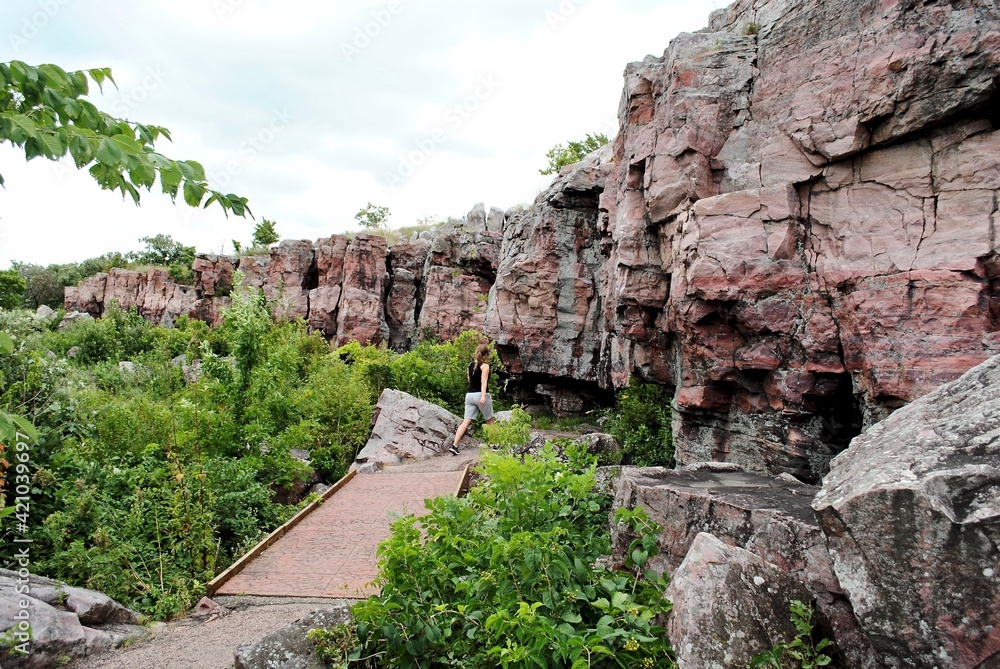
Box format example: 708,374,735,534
4,234,194,310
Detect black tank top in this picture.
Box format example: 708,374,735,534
468,362,485,393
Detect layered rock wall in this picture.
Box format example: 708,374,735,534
65,0,1000,482
486,0,1000,481
65,209,502,350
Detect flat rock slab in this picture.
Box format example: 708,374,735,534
216,467,467,599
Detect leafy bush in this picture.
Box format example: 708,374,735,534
42,303,154,365
0,269,26,309
481,406,531,449
608,383,674,467
319,444,675,668
540,133,610,175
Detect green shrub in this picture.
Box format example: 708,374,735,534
751,600,837,668
322,444,675,668
43,303,154,365
0,269,26,309
481,406,531,449
608,383,674,467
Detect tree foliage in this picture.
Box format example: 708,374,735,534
131,234,195,267
0,60,251,217
0,270,26,310
252,218,280,248
540,133,610,175
355,202,390,230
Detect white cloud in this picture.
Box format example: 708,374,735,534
0,0,719,267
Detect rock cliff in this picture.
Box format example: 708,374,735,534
66,0,1000,482
486,0,1000,481
64,210,501,351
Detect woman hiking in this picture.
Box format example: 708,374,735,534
449,343,495,455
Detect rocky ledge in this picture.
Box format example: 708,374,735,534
613,354,1000,668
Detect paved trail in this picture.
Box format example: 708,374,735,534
70,449,478,669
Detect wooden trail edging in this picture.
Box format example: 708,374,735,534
206,461,472,599
206,470,357,597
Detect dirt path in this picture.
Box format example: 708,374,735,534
69,596,340,669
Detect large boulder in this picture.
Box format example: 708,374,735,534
612,465,875,667
234,604,351,669
665,532,817,669
813,355,1000,668
355,389,469,469
0,569,145,669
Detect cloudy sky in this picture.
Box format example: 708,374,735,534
0,0,720,267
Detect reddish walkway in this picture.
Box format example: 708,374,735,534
216,459,471,599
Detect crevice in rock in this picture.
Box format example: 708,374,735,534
805,373,864,455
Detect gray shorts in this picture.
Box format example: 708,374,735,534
464,392,494,420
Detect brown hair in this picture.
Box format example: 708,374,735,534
474,344,490,366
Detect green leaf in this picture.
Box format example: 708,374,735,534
7,113,39,136
183,180,206,207
611,591,629,609
0,332,13,354
111,133,143,155
38,63,70,91
36,131,64,157
96,137,124,166
561,611,582,624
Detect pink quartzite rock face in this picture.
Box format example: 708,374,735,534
63,212,501,350
336,234,389,347
64,273,108,317
192,255,235,298
421,214,503,344
485,0,1000,481
307,235,349,338
264,240,314,321
484,145,614,383
611,465,877,667
386,242,430,351
813,355,1000,669
665,532,817,669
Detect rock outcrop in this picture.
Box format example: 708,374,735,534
611,464,874,667
354,389,474,471
813,354,1000,668
665,532,818,669
485,0,1000,481
0,569,146,669
65,206,503,351
63,0,1000,483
